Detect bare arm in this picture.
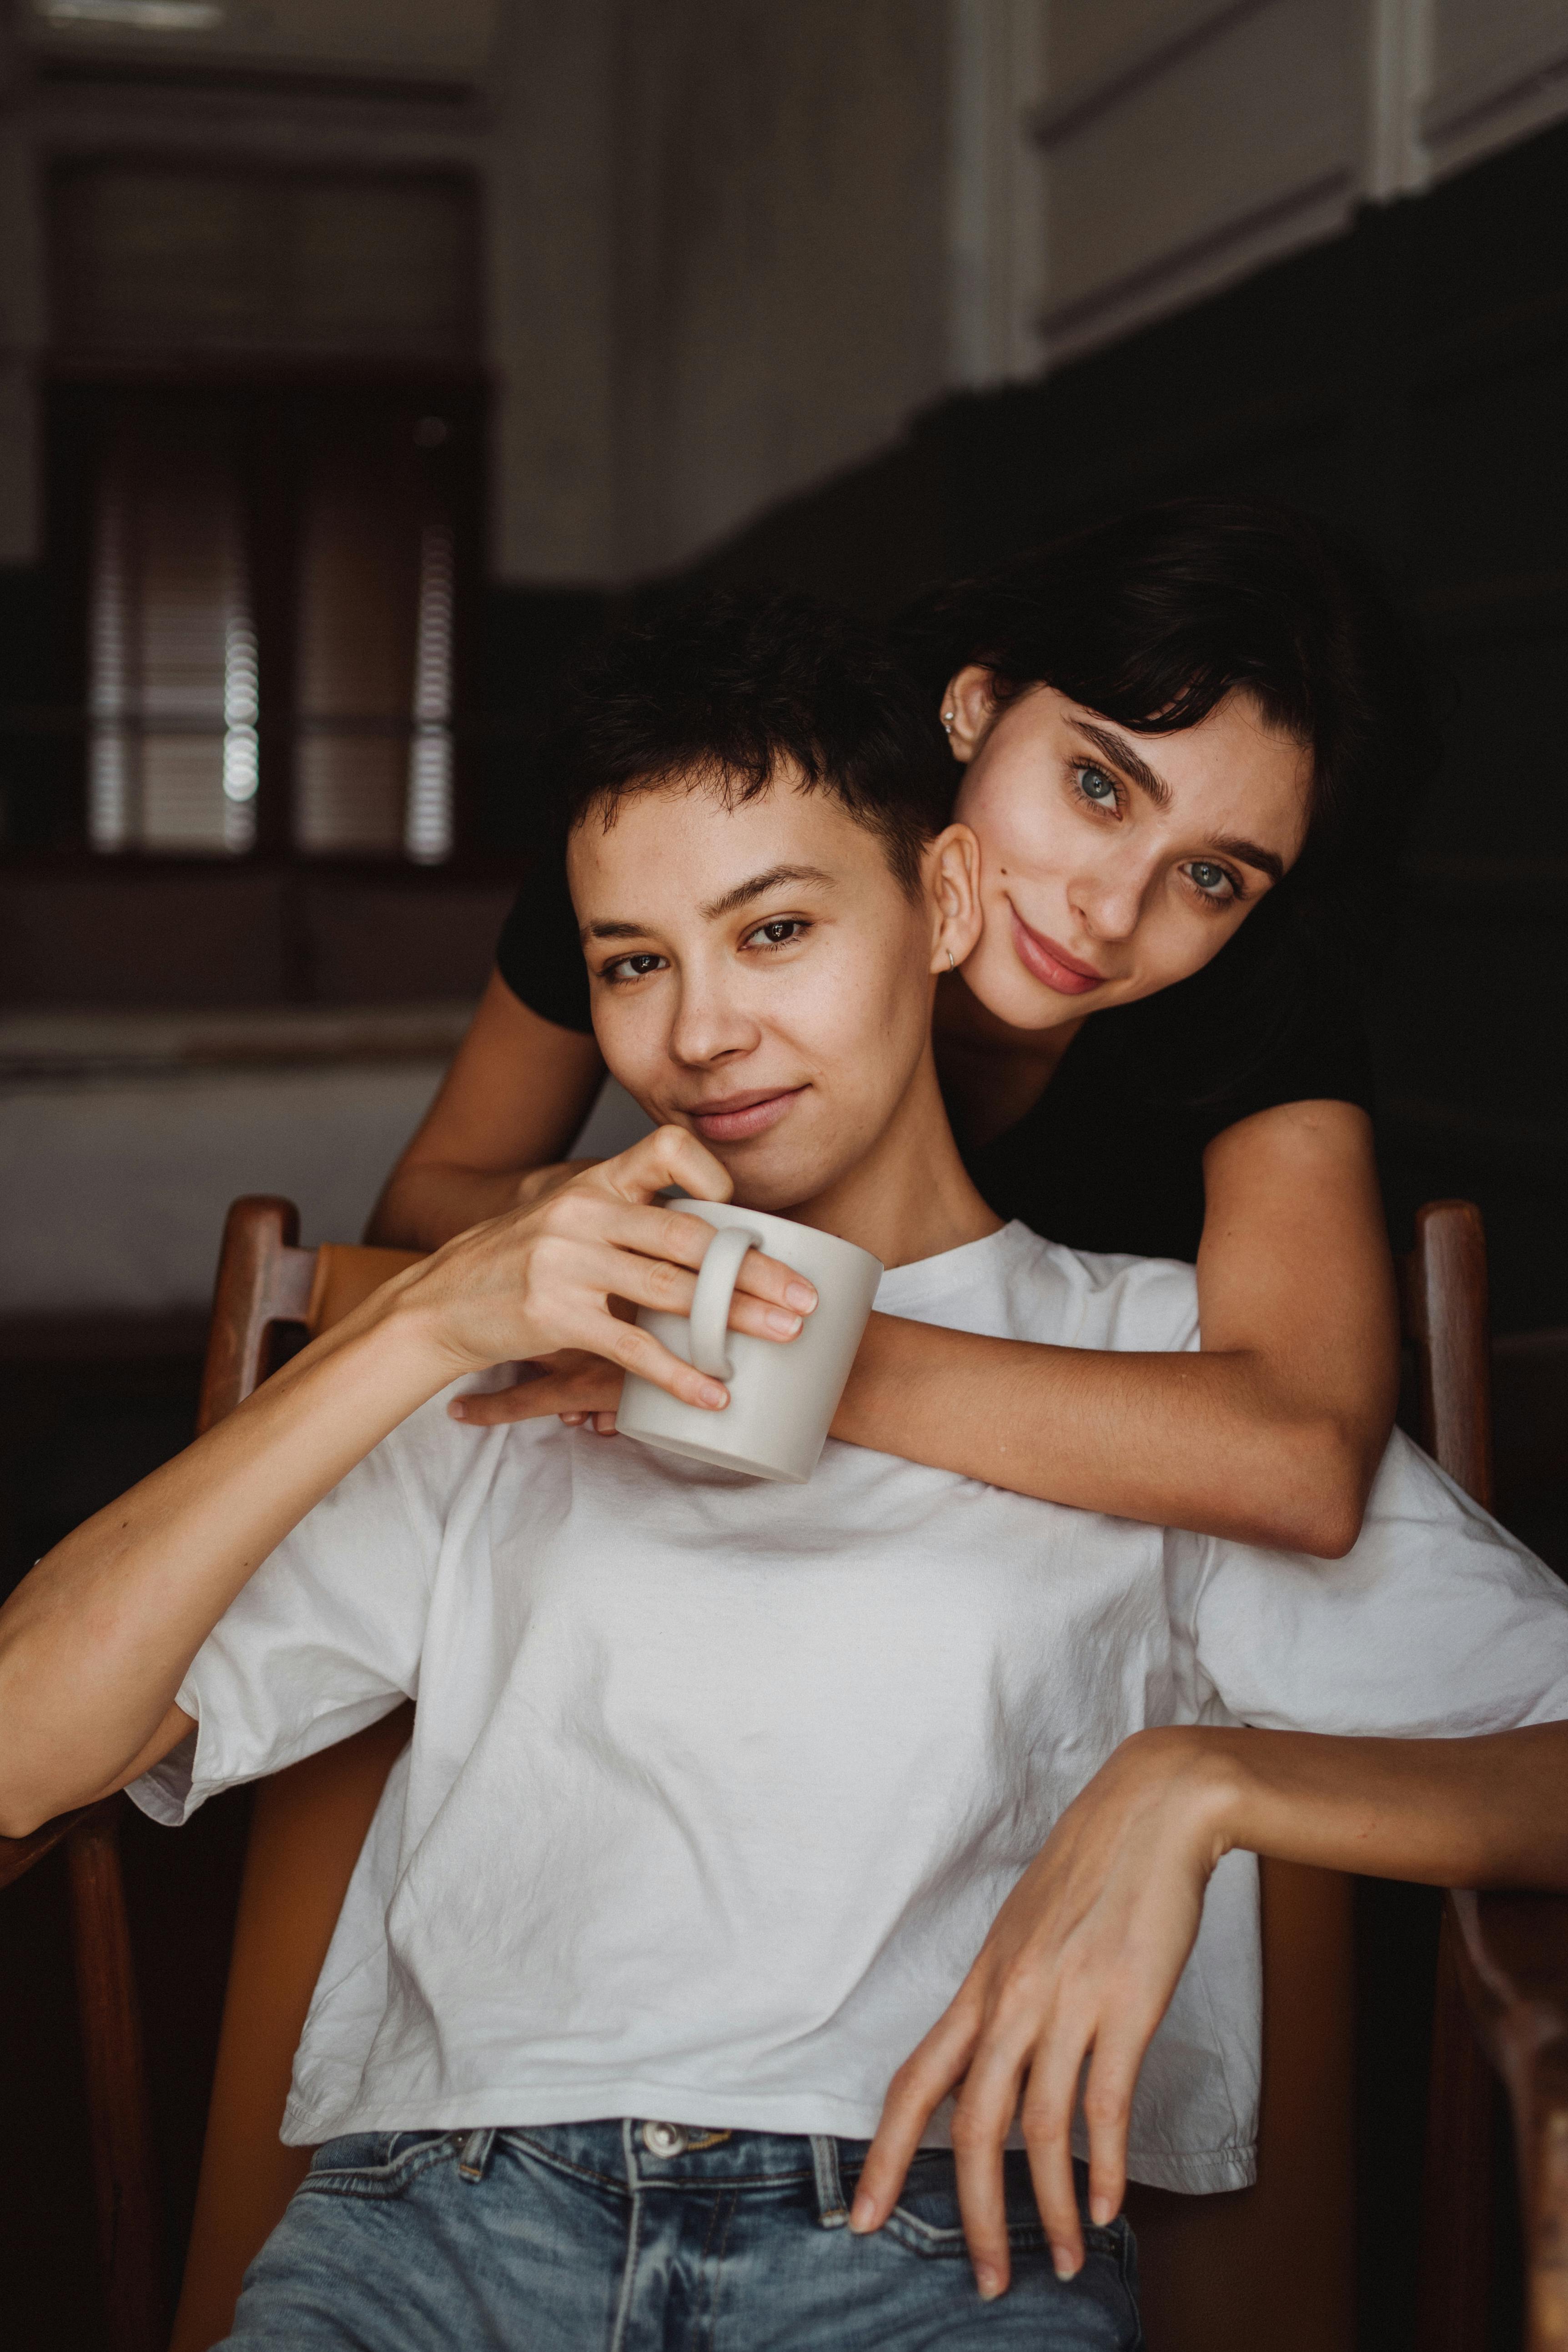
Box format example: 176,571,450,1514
462,1098,1399,1557
366,971,605,1249
0,1131,817,1838
854,1715,1568,2295
830,1097,1396,1554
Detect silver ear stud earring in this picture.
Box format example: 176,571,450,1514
945,948,956,973
941,709,955,734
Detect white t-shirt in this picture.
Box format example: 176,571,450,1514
132,1223,1568,2194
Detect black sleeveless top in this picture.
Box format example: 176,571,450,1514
494,864,1375,1266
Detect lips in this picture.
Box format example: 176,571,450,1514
1007,903,1108,997
684,1086,806,1143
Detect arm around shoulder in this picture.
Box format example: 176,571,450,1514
1194,1098,1399,1555
828,1099,1397,1552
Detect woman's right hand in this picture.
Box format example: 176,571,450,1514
509,1158,598,1215
393,1125,818,1413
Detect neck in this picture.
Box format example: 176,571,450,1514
754,1044,1002,1270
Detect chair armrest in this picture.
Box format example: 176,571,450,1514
0,1794,121,1892
1446,1884,1568,2322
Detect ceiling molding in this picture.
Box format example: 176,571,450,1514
1030,0,1272,151
1038,164,1352,371
1424,29,1568,181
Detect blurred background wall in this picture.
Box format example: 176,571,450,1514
6,0,1562,1523
3,5,1568,2343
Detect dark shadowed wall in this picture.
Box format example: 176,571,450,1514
671,114,1568,1344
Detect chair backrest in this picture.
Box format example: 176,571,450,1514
171,1201,419,2352
168,1195,1498,2352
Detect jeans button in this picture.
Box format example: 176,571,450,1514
642,2121,689,2157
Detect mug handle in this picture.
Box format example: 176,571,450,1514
687,1224,763,1381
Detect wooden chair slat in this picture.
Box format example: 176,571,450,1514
67,1805,166,2352
1449,1890,1568,2352
195,1196,312,1439
0,1793,116,1892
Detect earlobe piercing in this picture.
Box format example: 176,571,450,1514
945,948,956,974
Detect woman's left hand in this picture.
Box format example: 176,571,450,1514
848,1726,1236,2300
452,1350,624,1433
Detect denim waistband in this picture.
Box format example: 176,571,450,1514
493,2120,873,2224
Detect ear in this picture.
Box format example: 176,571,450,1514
925,824,983,976
940,665,997,764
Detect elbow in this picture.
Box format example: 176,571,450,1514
1233,1423,1376,1559
0,1767,59,1843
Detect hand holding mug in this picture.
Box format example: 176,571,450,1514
618,1201,881,1482
437,1127,818,1419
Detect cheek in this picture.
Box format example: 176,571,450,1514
591,995,667,1098
960,775,1070,892
789,930,931,1090
1137,891,1251,990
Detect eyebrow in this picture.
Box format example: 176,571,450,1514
1071,720,1171,808
1210,833,1284,885
582,864,837,942
1069,719,1284,885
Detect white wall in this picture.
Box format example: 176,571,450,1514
487,0,620,582
2,0,1567,585
612,0,949,578
966,0,1568,377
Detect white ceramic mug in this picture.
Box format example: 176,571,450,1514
616,1200,883,1483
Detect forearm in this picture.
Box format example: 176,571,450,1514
832,1314,1375,1553
1,1127,799,1834
1179,1719,1568,1891
367,1159,529,1251
366,971,605,1249
0,1286,452,1833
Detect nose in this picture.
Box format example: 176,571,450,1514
1066,850,1153,945
666,959,761,1069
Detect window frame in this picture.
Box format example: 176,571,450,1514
41,368,488,868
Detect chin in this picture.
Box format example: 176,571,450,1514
719,1136,847,1218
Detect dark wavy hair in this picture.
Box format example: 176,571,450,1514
544,586,952,895
894,497,1437,1098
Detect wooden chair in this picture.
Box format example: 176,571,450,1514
3,1196,1565,2352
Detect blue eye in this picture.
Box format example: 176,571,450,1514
1188,863,1229,895
1076,764,1117,804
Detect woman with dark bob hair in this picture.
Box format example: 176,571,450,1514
370,496,1433,1557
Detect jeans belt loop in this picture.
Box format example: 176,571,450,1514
810,2135,848,2229
457,2127,497,2182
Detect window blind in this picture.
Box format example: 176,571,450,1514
82,404,457,861
294,440,454,860
87,433,258,854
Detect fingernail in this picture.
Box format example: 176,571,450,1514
785,1281,817,1312
1052,2248,1080,2281
1090,2194,1114,2226
447,1402,467,1419
764,1308,804,1337
975,2266,1001,2302
848,2195,875,2233
699,1382,728,1408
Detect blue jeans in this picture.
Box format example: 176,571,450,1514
222,2121,1143,2350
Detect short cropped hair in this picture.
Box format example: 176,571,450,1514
544,588,953,895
